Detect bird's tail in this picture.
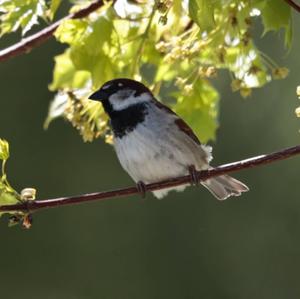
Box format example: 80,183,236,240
201,174,249,200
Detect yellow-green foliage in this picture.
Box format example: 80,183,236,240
0,0,293,144
0,0,295,221
45,0,292,143
0,0,48,36
0,139,20,217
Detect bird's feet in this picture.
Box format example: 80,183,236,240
188,165,200,186
136,181,147,198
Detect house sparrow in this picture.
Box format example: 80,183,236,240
89,78,249,200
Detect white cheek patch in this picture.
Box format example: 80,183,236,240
109,92,152,111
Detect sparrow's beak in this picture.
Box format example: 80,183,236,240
88,89,107,101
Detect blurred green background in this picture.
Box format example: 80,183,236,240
1,11,300,299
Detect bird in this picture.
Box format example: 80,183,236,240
89,78,249,200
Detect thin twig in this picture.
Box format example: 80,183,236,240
1,0,298,63
284,0,300,13
1,144,300,214
131,3,156,76
0,0,113,62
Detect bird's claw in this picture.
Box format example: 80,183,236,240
189,165,200,186
136,181,147,198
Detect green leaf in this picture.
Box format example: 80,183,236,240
49,49,91,91
155,64,177,82
49,0,291,146
0,189,18,206
54,19,89,45
188,0,215,33
261,0,292,47
174,79,219,142
48,0,62,20
0,139,21,219
44,92,69,129
53,17,114,87
261,0,291,32
0,195,15,218
284,18,293,49
0,138,9,160
0,190,20,219
0,0,48,36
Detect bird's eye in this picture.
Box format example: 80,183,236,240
118,83,123,87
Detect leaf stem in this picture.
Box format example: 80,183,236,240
1,159,5,177
259,51,279,70
131,4,157,76
1,159,15,192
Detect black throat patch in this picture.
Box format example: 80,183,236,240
108,103,148,138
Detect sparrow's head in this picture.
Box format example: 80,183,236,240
89,78,152,114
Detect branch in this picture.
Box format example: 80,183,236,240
0,0,111,63
1,144,300,214
0,0,297,63
284,0,300,13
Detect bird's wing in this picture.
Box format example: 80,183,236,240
153,100,201,146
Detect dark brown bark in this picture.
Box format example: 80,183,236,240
284,0,300,13
1,145,300,214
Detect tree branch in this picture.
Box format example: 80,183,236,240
1,144,300,214
0,0,298,63
0,0,111,63
284,0,300,13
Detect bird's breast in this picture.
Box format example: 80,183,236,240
112,104,210,183
113,119,188,183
